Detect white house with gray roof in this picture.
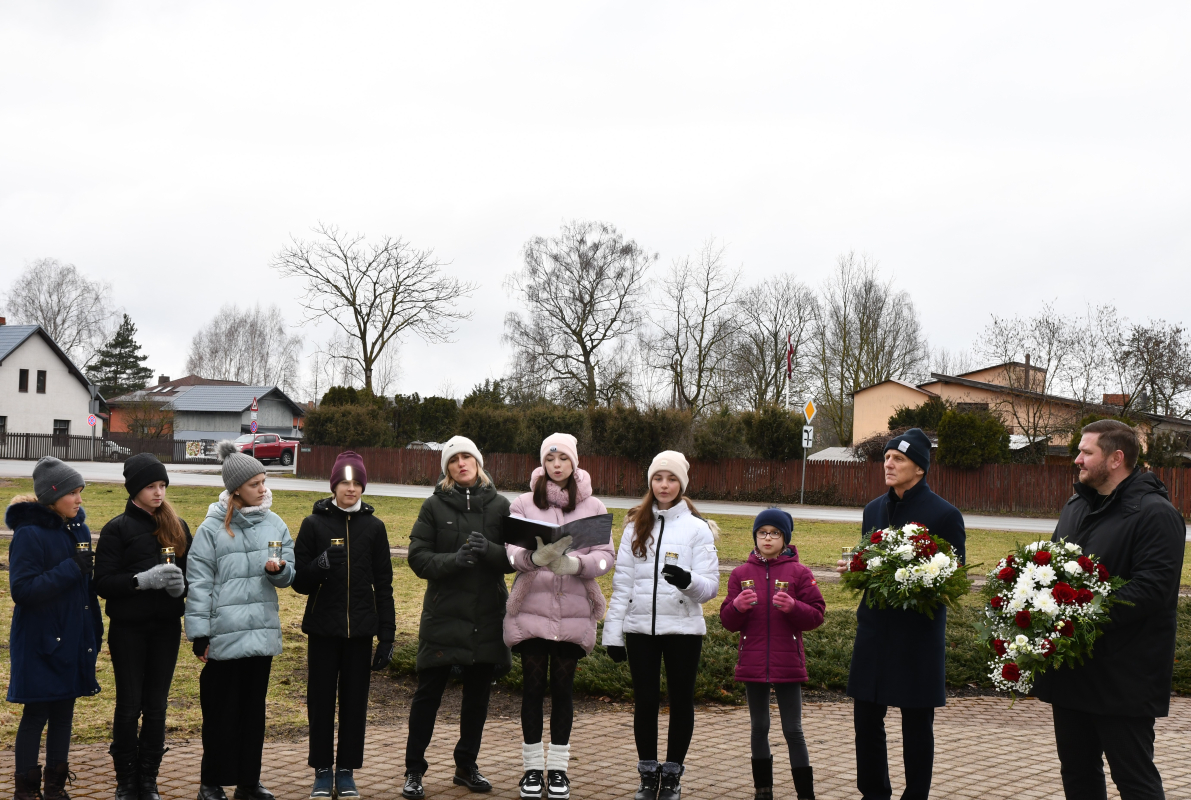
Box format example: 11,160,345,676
0,321,102,438
167,385,304,440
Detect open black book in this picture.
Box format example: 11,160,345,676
500,513,614,552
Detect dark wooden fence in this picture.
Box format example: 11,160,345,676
293,444,1191,517
0,432,220,464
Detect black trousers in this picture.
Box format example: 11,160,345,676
200,656,273,787
1052,705,1165,800
854,699,935,800
404,663,496,775
14,699,75,773
625,633,703,764
307,635,373,770
108,618,181,762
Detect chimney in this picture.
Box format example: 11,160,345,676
1024,353,1031,390
157,375,170,385
0,316,6,325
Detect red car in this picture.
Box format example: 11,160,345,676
233,433,298,466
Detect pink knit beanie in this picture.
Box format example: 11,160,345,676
540,432,579,469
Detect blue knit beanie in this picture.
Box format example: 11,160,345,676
753,507,794,545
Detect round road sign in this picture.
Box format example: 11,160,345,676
250,420,258,434
87,414,97,427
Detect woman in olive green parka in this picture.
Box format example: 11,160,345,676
403,436,512,798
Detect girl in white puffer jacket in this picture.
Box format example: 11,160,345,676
602,451,719,800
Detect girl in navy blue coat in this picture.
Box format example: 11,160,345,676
6,457,103,800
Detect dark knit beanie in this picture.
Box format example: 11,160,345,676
753,507,794,545
33,456,85,505
884,428,932,472
124,453,169,497
330,450,367,491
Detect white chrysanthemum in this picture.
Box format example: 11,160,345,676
1012,584,1033,604
1007,597,1026,612
868,556,883,569
894,568,909,583
1032,591,1059,616
1034,565,1056,585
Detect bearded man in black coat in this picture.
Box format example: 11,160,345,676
836,428,965,800
1033,419,1185,800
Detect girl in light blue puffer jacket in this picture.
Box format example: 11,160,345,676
185,444,295,800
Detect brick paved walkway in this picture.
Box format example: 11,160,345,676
2,697,1190,799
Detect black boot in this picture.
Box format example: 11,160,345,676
657,762,683,800
13,765,42,800
110,751,138,800
197,786,229,800
751,757,773,800
137,748,165,800
792,765,815,799
634,760,660,800
42,763,72,800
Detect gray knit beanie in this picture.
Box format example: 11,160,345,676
33,456,86,505
217,441,266,492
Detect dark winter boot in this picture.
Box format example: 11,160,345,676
111,751,138,800
657,762,684,800
42,763,72,800
751,757,773,800
137,747,166,800
13,765,42,800
792,765,816,799
633,760,660,800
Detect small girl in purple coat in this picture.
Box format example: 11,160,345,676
720,509,826,800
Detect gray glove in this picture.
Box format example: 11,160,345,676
163,566,186,598
467,532,489,556
549,554,581,576
531,535,573,567
134,563,181,591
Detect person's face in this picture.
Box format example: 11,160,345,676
50,487,84,519
544,451,573,485
236,474,268,506
448,453,477,485
884,450,924,491
334,479,363,508
135,481,167,511
755,524,785,558
651,470,682,508
1075,433,1120,492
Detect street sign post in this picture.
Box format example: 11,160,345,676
800,413,815,504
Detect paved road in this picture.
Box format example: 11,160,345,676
4,458,1188,538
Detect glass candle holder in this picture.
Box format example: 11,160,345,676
740,578,756,604
267,540,283,568
774,579,789,593
664,551,679,567
841,546,856,563
76,541,92,552
160,547,175,565
330,538,345,547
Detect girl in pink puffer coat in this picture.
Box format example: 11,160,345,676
504,433,614,800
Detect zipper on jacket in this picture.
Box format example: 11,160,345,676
651,515,666,636
345,514,352,638
765,561,771,684
466,487,471,511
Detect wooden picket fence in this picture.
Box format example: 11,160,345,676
296,445,1191,517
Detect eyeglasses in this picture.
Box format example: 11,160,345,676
756,531,785,540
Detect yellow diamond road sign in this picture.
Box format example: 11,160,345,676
803,400,817,422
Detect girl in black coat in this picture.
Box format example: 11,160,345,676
94,454,192,800
291,451,396,800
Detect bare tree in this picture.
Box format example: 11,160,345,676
811,252,927,445
927,345,975,378
504,220,655,407
271,223,474,392
1104,319,1191,418
3,258,117,368
642,240,742,415
733,273,818,410
185,304,304,394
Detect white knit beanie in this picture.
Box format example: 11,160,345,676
440,435,484,475
647,450,690,493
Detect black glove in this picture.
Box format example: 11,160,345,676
466,532,489,557
315,545,347,570
455,543,478,568
662,564,692,589
192,636,210,660
72,549,93,576
606,645,627,663
372,639,395,671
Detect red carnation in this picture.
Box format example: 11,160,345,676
993,638,1007,656
1033,550,1052,566
1040,638,1055,657
1051,582,1076,605
1056,619,1075,637
1096,563,1111,582
1077,556,1094,573
870,531,883,544
997,567,1017,583
1074,588,1094,605
1015,610,1032,628
849,554,866,572
990,596,1004,610
1001,663,1021,682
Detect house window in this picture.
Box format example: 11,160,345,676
957,402,989,414
53,419,70,437
18,369,28,392
0,416,6,440
36,370,46,394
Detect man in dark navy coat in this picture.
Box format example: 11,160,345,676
836,428,965,800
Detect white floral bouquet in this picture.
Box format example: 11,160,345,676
975,539,1129,697
840,522,971,619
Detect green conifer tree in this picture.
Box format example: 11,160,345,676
87,314,153,397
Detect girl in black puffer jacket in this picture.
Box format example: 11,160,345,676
292,451,395,800
94,453,192,800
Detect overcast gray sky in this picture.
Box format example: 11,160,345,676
2,2,1188,399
